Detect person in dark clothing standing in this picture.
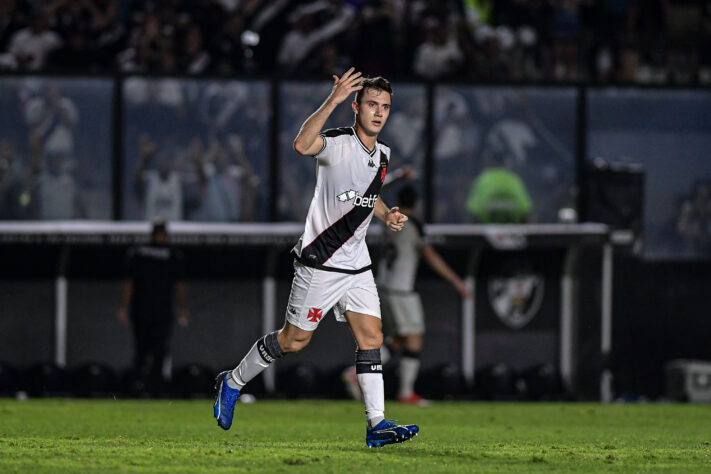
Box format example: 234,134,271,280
118,219,189,392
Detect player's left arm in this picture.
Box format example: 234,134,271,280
422,244,471,298
375,197,407,232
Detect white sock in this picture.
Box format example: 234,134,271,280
358,372,385,428
355,349,385,428
228,331,283,390
398,356,420,398
229,343,266,390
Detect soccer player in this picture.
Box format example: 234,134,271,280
213,68,419,447
378,185,471,405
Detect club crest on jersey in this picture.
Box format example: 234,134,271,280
380,156,388,182
336,190,378,208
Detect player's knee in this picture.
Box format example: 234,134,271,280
277,323,315,354
359,331,383,350
278,332,312,354
404,334,423,352
284,338,310,353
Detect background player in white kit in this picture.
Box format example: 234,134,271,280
213,68,419,447
378,185,471,405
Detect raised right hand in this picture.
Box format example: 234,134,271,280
328,67,363,106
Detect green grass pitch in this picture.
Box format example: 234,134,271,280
1,399,709,472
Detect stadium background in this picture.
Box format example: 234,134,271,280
1,0,711,403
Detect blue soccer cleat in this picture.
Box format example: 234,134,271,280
213,371,240,430
365,419,420,448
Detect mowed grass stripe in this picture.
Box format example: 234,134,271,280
0,400,709,472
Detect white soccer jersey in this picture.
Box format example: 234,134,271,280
292,127,390,273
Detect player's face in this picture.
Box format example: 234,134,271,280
353,88,391,136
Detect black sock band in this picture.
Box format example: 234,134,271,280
355,349,382,374
401,349,421,360
257,331,284,363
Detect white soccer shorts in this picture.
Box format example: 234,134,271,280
285,261,381,331
380,289,425,336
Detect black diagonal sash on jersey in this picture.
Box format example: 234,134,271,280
297,151,388,272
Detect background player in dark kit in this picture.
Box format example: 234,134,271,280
118,219,189,392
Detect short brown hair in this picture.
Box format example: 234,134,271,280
355,76,393,104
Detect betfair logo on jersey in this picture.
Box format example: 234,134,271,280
336,190,378,208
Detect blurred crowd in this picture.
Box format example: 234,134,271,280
0,75,268,221
1,0,710,84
